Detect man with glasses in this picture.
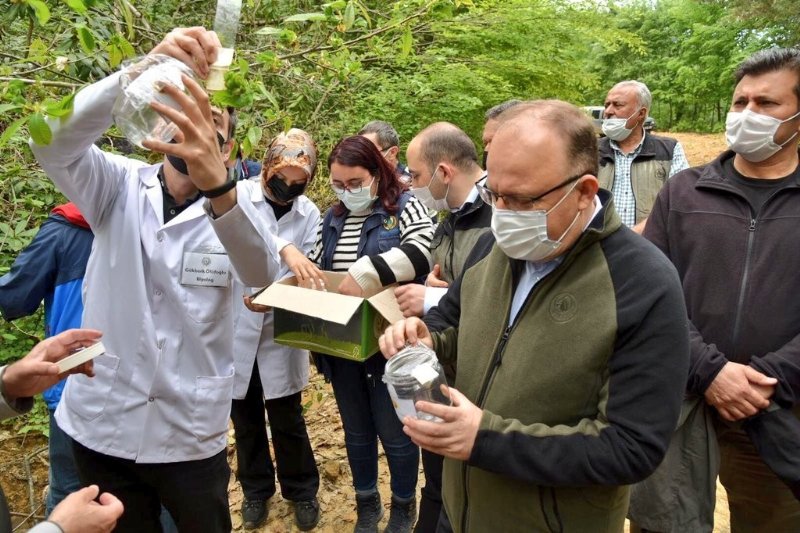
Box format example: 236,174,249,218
359,120,413,184
379,100,690,532
598,81,688,234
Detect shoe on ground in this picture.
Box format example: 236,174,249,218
383,494,416,533
242,498,267,530
354,491,384,533
295,498,321,531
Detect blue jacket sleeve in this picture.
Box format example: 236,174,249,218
0,217,60,321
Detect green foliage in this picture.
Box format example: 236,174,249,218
588,0,783,132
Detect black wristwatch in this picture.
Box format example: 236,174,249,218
198,167,237,198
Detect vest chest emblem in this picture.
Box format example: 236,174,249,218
549,293,578,323
382,215,398,230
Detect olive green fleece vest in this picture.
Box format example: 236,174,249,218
437,209,630,533
598,159,670,224
430,225,491,284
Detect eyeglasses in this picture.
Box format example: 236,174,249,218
331,176,375,194
476,173,587,212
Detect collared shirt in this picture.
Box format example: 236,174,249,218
509,197,603,324
422,173,488,313
609,132,689,226
157,167,200,223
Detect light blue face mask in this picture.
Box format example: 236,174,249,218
336,176,377,212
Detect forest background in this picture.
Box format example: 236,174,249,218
0,0,797,435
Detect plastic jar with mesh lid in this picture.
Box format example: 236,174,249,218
383,343,450,422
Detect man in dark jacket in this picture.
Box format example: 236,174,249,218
640,47,800,531
393,122,492,531
380,100,690,532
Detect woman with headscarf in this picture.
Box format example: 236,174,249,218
229,128,323,532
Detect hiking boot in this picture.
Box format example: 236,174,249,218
241,499,267,530
383,494,416,533
354,491,384,533
295,498,321,531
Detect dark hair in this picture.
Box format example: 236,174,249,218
417,122,480,172
328,135,404,216
499,100,598,176
225,106,237,140
484,99,524,121
735,48,800,102
357,120,400,150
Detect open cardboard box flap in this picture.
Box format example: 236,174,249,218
252,271,403,326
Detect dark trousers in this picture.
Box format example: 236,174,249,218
327,354,419,499
70,438,231,533
229,362,319,502
415,448,444,532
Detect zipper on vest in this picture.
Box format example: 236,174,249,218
730,217,756,354
460,324,512,531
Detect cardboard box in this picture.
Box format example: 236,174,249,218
252,272,404,362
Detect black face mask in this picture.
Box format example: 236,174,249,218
482,150,489,170
267,175,306,203
167,132,226,176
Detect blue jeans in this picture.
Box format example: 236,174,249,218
46,409,82,514
327,354,419,499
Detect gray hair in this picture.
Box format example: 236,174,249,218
484,99,524,121
358,120,400,150
612,80,652,110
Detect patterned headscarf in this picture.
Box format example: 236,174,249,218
261,128,318,195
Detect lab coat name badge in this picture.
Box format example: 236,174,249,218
181,251,230,287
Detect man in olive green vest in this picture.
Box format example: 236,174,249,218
380,100,690,533
598,80,689,233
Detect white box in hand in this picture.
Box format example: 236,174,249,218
57,342,106,373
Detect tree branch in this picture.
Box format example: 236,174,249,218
276,2,433,61
0,77,81,88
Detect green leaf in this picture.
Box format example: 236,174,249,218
355,0,371,27
284,12,327,23
28,112,52,145
76,25,96,53
344,1,355,30
25,0,50,25
282,115,293,132
0,104,23,116
255,26,281,36
400,27,413,58
260,88,279,110
246,126,262,151
108,43,123,68
63,0,87,14
0,117,27,148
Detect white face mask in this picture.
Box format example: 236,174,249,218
411,167,451,212
491,181,581,262
602,107,642,141
725,109,800,163
335,176,377,212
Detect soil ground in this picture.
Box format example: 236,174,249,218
1,131,734,532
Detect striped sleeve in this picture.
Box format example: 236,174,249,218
350,196,434,291
308,219,324,266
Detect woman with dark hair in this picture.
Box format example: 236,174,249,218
309,135,434,532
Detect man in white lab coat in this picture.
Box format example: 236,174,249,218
30,27,294,532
